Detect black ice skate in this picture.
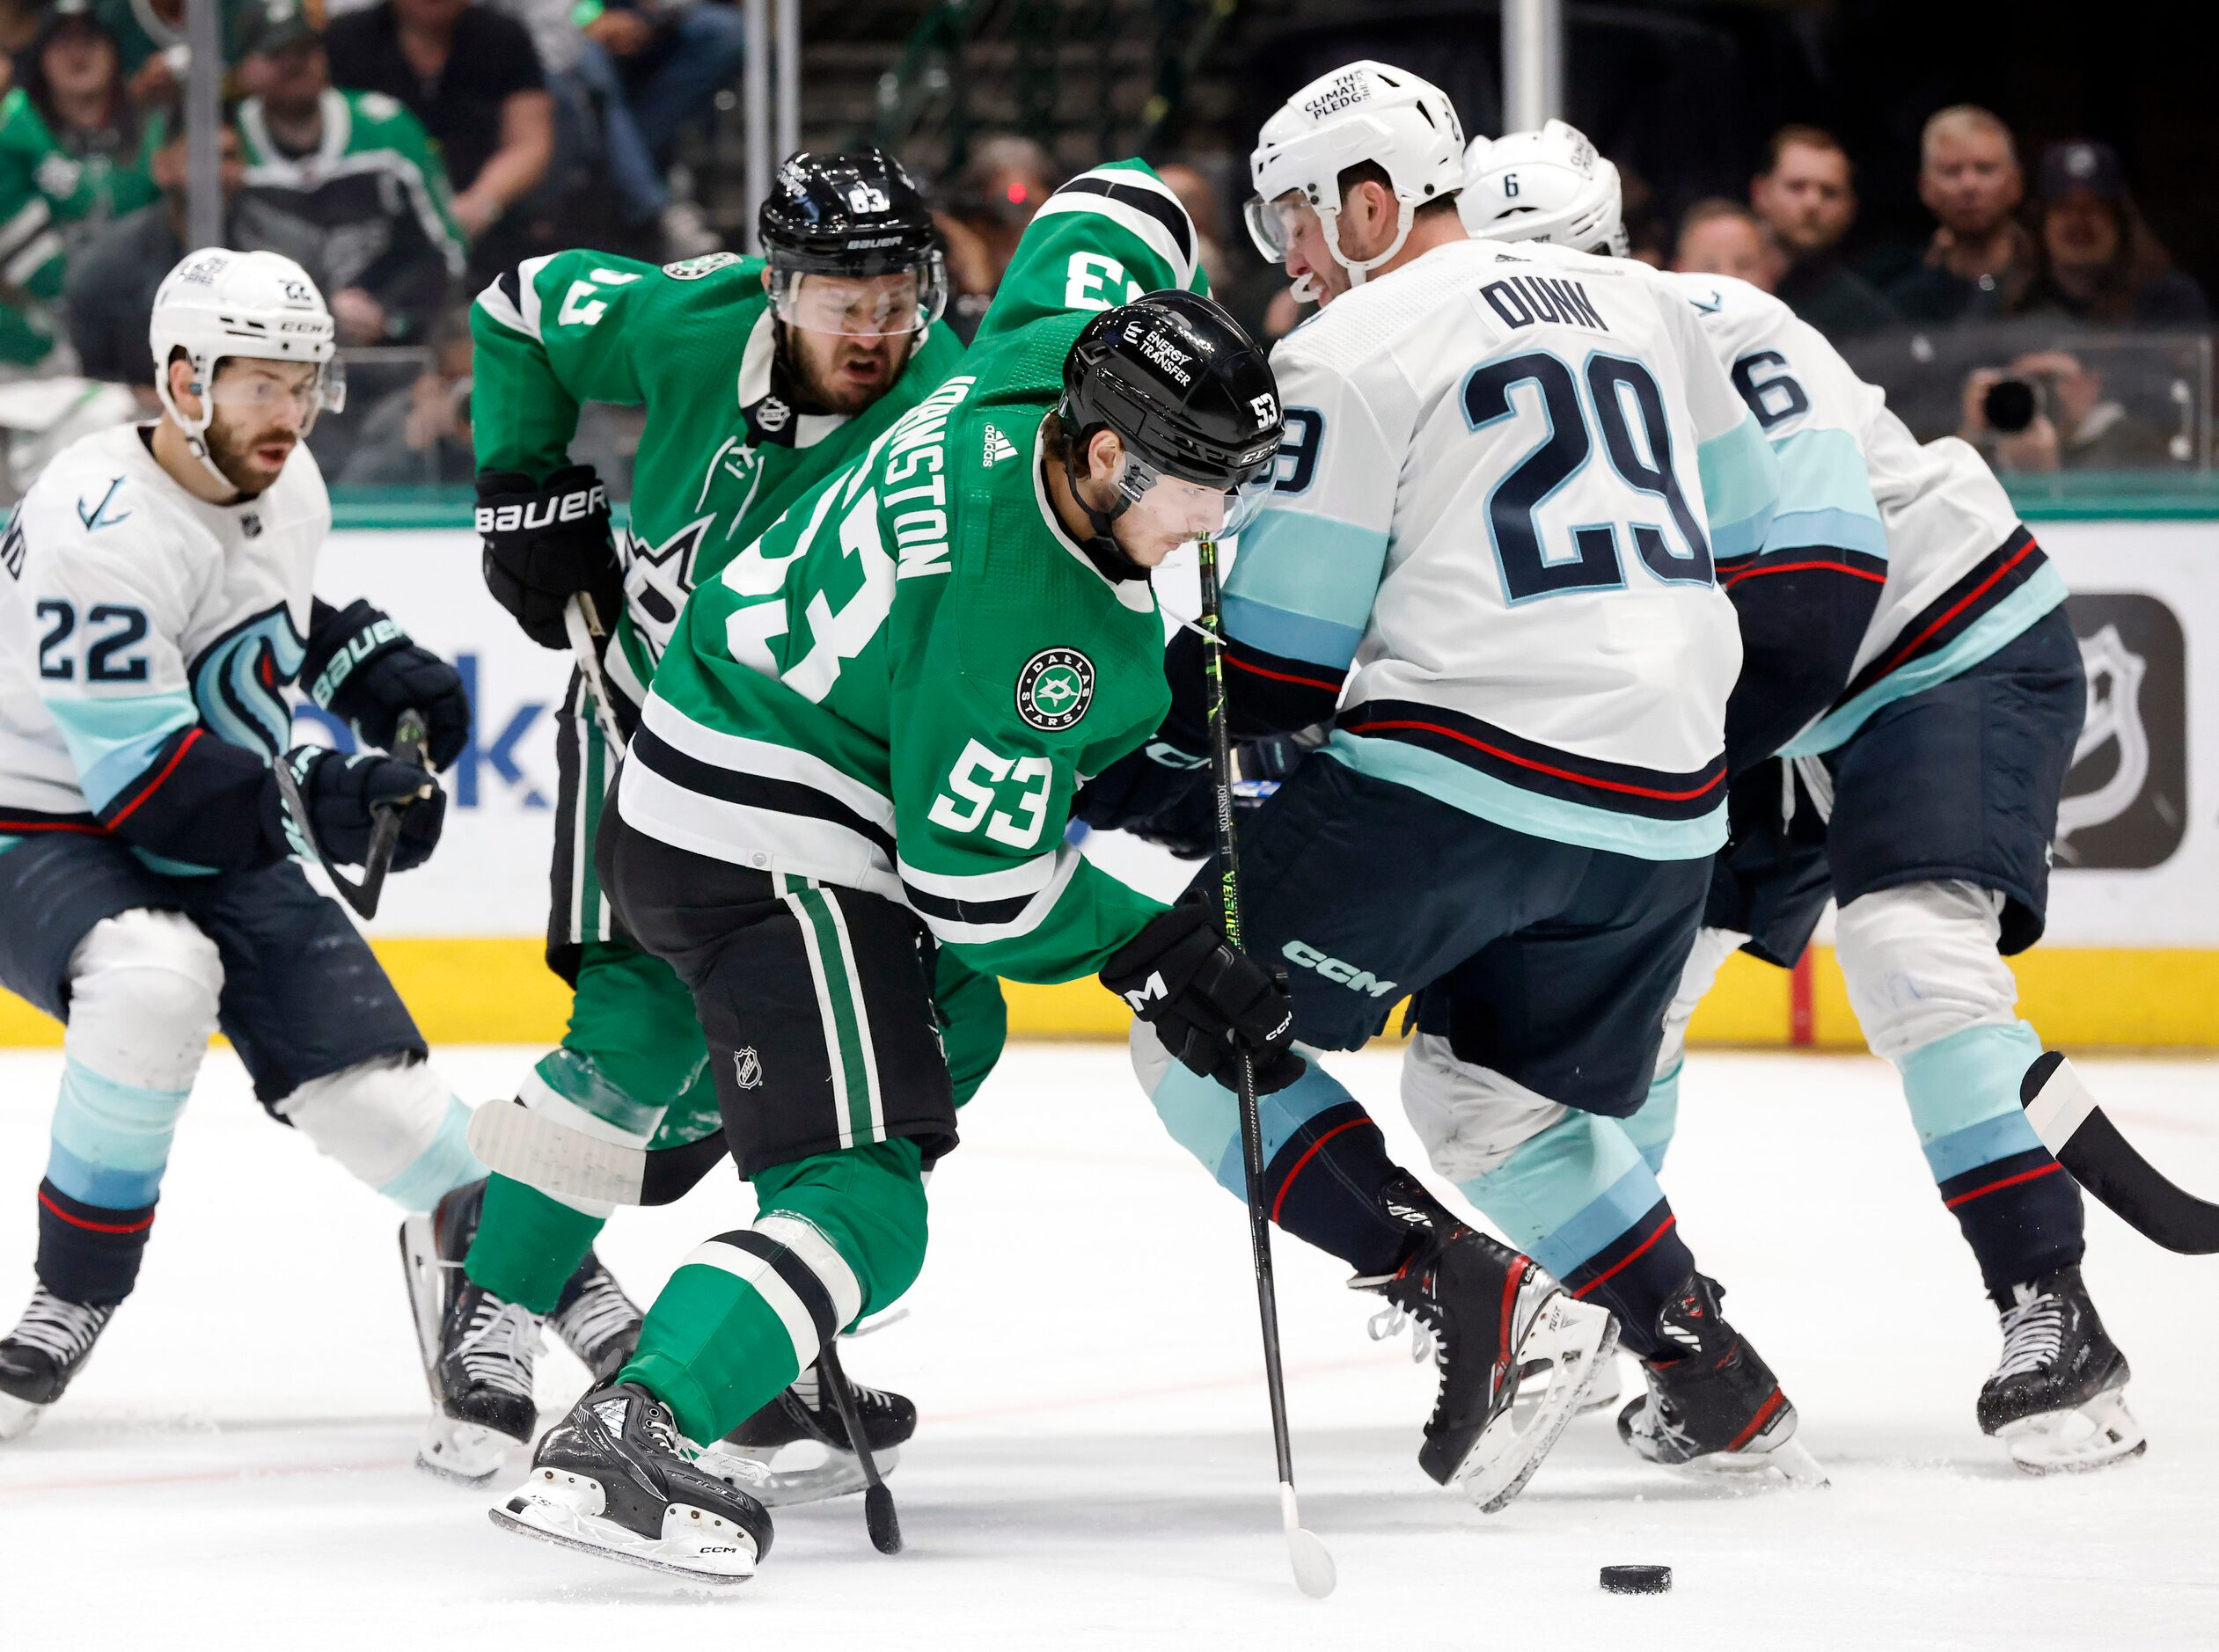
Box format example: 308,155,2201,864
1352,1174,1615,1511
492,1381,774,1584
0,1289,114,1442
1616,1271,1826,1486
1978,1264,2143,1475
693,1356,918,1506
548,1255,642,1384
399,1177,647,1481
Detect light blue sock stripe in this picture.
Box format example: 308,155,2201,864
1148,1059,1355,1199
47,1057,191,1201
45,1139,165,1208
1899,1020,2045,1144
1923,1110,2047,1183
376,1099,486,1213
1455,1110,1655,1277
1625,1060,1681,1174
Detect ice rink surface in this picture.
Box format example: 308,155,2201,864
2,1042,2214,1648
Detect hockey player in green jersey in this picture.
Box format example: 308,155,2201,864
487,163,1303,1583
417,150,978,1490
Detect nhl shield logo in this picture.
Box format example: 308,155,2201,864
733,1048,764,1089
1016,647,1095,731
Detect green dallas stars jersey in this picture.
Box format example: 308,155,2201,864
470,247,968,714
0,87,159,365
623,160,1211,983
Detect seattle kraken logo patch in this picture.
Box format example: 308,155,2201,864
1016,647,1094,731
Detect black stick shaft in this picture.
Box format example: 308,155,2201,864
1195,534,1298,1491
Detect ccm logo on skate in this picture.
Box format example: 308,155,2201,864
1281,940,1397,998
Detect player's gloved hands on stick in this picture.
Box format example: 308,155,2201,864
477,464,623,651
1101,895,1305,1094
300,598,472,770
266,747,447,871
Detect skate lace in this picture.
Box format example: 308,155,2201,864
550,1267,639,1361
458,1294,539,1398
1994,1290,2067,1383
6,1290,111,1363
1350,1275,1440,1368
795,1356,894,1415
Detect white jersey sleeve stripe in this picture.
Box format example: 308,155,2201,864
1695,411,1780,563
1766,427,1887,556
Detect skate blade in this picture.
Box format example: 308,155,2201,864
1671,1430,1830,1490
0,1390,45,1443
1998,1389,2147,1476
694,1440,897,1508
490,1490,758,1584
418,1414,527,1485
1513,1348,1623,1421
397,1215,445,1397
1458,1297,1620,1514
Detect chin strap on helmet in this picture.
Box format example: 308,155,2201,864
1060,435,1149,583
155,355,250,496
1315,194,1417,289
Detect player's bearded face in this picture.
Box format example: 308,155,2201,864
782,272,926,414
203,359,318,493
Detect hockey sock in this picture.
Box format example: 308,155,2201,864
1897,1020,2084,1303
1148,1056,1410,1276
37,1051,194,1305
466,1175,609,1313
34,1181,155,1305
622,1137,926,1444
1623,1061,1681,1175
1454,1109,1695,1359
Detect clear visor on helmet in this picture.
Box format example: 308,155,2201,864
1116,450,1277,541
1243,194,1309,263
207,355,346,432
767,260,948,338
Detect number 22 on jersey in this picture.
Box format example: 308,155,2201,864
1464,351,1714,603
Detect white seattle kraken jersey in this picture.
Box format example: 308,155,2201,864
0,423,327,831
1669,273,2066,756
1229,237,1778,860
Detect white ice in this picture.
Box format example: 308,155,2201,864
2,1043,2215,1649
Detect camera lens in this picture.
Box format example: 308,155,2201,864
1983,378,2038,434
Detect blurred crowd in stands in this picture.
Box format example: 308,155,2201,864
0,0,2209,500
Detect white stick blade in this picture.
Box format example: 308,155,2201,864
1279,1483,1337,1598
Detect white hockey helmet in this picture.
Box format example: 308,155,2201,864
1245,60,1465,295
150,248,344,484
1459,120,1628,257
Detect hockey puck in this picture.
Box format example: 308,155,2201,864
1600,1564,1672,1595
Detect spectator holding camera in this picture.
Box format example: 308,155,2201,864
1886,104,2037,324
1749,125,1896,339
1671,198,1780,290
1959,348,2174,472
2013,140,2209,329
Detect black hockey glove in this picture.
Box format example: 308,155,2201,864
1100,895,1305,1094
477,464,622,651
300,599,472,770
1073,738,1214,858
265,747,447,871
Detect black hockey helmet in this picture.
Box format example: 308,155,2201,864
759,148,947,335
1058,289,1283,533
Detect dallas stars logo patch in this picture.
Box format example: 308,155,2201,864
663,252,743,281
982,424,1017,467
1016,647,1095,731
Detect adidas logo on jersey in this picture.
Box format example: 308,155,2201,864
982,425,1017,467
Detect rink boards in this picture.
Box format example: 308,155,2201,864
2,512,2214,1049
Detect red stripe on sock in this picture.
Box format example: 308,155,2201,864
38,1189,154,1234
1944,1160,2065,1210
1267,1118,1369,1226
1571,1213,1679,1300
1726,1385,1786,1452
